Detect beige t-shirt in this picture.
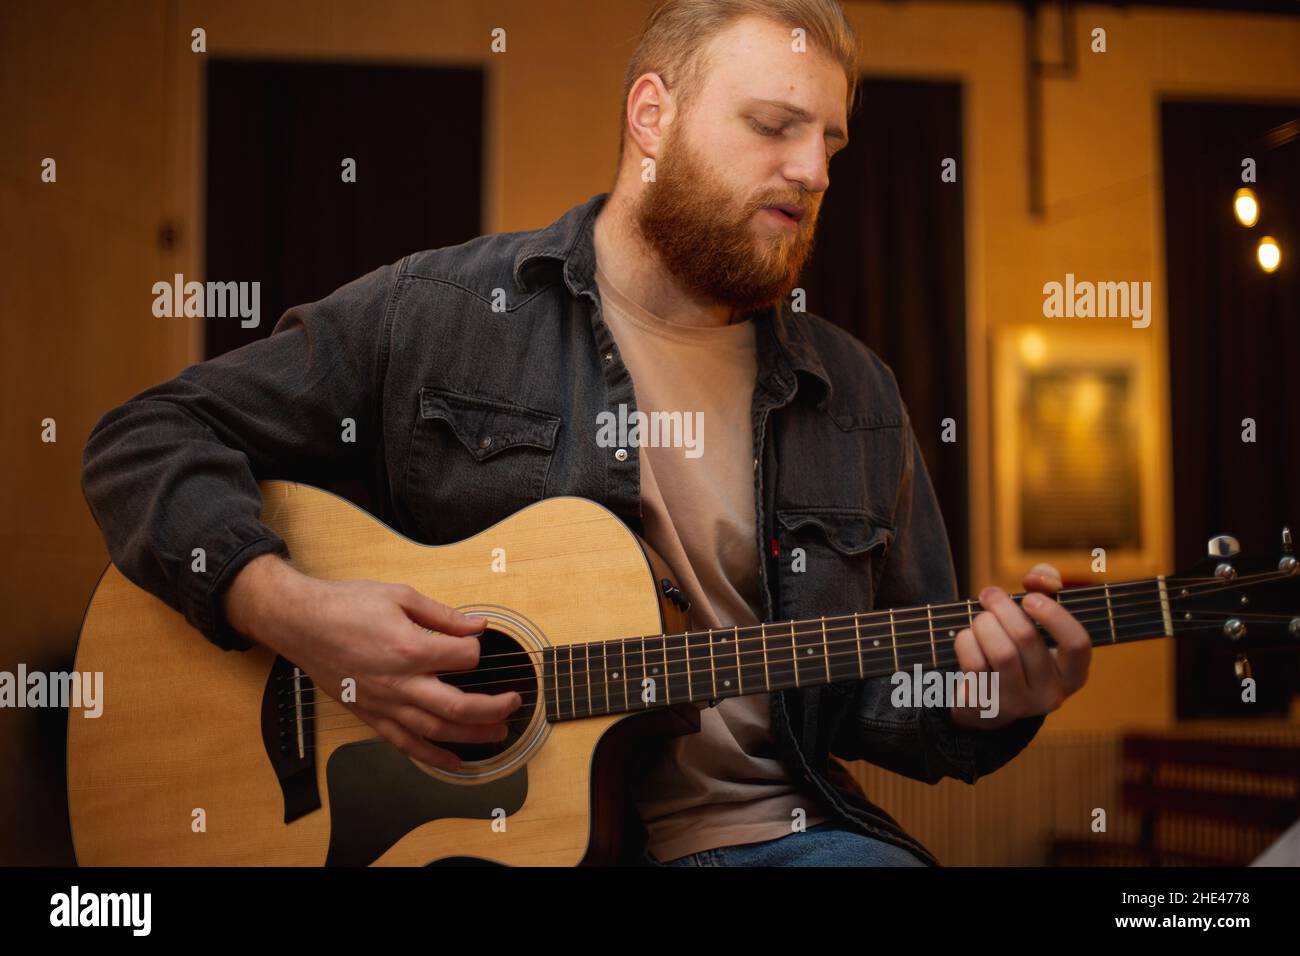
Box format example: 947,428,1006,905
593,262,829,863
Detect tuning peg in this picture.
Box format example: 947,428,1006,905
1208,535,1240,579
1280,527,1297,574
1208,534,1241,558
1224,618,1246,641
1234,654,1252,682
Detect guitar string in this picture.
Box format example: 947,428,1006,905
280,571,1292,704
274,568,1292,680
293,595,1289,733
289,582,1286,722
291,614,1282,744
294,589,1183,716
299,605,1281,728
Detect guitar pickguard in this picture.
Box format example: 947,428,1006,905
323,739,528,866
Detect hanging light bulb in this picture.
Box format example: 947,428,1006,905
1233,188,1259,227
1257,236,1281,273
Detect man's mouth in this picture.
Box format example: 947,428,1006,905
764,204,805,227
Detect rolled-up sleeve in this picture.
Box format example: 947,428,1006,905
80,261,401,650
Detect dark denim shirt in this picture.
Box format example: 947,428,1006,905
81,191,1044,866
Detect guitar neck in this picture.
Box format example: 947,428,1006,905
543,577,1176,721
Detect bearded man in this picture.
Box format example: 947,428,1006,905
82,0,1091,867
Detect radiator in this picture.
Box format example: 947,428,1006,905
841,720,1300,866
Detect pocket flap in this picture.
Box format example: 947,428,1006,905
776,508,894,556
419,387,560,461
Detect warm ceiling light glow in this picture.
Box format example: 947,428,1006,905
1257,236,1281,273
1019,329,1047,366
1233,187,1259,227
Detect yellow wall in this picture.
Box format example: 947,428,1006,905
2,1,1299,861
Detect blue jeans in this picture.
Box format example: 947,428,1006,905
645,822,930,867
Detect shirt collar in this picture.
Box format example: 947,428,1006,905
512,191,833,407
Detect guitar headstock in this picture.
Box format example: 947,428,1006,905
1165,527,1300,682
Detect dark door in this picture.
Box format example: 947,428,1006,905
800,77,970,594
1161,100,1300,717
204,59,484,358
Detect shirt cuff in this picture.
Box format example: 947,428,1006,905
179,522,290,652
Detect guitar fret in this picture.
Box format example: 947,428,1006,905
707,628,717,700
602,641,610,712
791,621,800,688
547,647,559,720
639,634,660,708
1103,583,1117,643
566,644,576,720
733,626,742,694
584,644,592,716
854,612,863,678
684,631,693,697
761,622,771,690
889,609,899,672
927,604,937,667
621,640,628,712
821,617,831,684
635,635,648,708
662,636,671,703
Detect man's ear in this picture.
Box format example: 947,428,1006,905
625,73,672,160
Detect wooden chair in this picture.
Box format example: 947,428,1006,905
1048,733,1300,866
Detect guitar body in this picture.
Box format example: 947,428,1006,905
67,481,695,866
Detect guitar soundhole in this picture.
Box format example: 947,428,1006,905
439,627,538,762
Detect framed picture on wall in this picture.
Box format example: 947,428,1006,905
992,324,1164,583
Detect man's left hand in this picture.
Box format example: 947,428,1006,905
949,562,1091,730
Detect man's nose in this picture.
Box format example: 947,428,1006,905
783,142,830,195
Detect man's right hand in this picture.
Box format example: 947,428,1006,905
223,554,522,771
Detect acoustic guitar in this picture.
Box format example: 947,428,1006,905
67,480,1300,865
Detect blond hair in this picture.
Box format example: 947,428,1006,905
617,0,860,161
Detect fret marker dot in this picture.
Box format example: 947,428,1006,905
873,639,880,647
724,680,732,688
949,630,955,638
805,648,813,655
612,672,619,679
651,666,659,674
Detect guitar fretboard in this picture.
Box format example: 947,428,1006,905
541,578,1173,721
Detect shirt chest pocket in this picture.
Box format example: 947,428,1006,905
774,508,894,621
403,386,561,542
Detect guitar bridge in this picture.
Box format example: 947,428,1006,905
260,656,322,824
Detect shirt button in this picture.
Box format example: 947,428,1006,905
753,457,759,471
479,436,493,449
603,351,613,364
614,448,628,462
